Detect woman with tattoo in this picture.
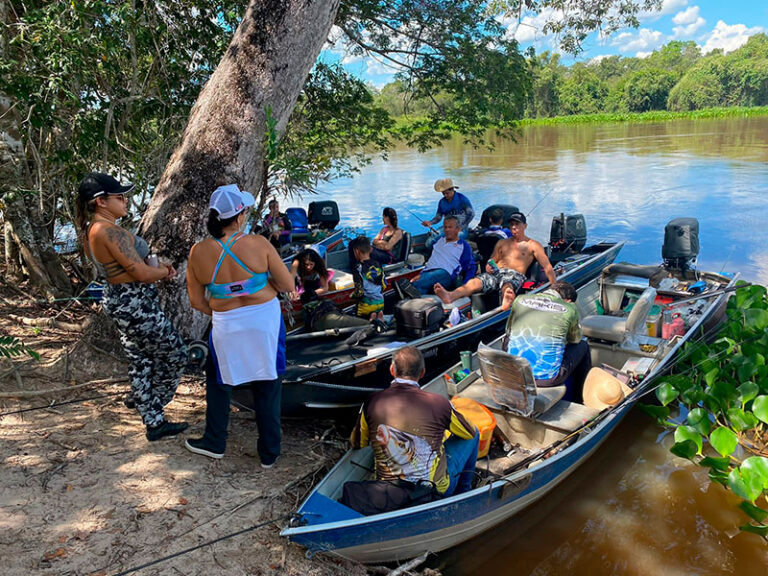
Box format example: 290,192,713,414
76,172,188,441
184,184,294,466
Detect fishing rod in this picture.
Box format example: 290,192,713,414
525,188,555,219
405,207,439,235
662,282,752,309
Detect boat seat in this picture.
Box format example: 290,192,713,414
581,286,657,343
382,232,412,274
603,263,664,279
424,294,471,312
477,344,566,418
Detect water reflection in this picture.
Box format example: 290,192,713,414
434,411,768,576
318,116,768,284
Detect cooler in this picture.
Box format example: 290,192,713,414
451,397,497,458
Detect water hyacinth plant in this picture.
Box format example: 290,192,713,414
642,282,768,537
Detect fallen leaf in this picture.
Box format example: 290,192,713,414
65,484,74,492
89,570,106,576
57,535,67,543
42,548,68,561
178,497,188,505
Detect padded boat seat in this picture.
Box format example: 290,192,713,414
477,344,566,418
581,286,657,343
603,263,664,279
424,294,471,312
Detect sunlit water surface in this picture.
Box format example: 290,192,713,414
315,116,768,573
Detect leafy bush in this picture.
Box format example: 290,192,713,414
643,283,768,538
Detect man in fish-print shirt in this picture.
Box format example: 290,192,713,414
350,347,478,496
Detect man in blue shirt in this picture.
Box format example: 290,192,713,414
412,216,476,295
422,178,475,246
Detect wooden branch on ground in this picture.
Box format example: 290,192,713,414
0,376,128,398
8,314,86,332
386,553,430,576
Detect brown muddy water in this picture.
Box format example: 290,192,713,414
434,410,768,575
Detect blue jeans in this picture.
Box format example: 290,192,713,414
443,432,480,496
413,268,453,295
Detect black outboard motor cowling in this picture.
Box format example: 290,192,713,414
550,213,587,253
307,200,340,230
662,217,699,271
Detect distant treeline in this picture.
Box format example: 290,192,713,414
375,34,768,119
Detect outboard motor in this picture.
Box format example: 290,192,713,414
308,200,340,230
662,217,699,273
550,213,587,254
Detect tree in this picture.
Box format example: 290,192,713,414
526,50,563,118
623,67,677,112
0,0,244,294
558,63,608,115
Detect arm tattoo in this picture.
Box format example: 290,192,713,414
105,226,141,272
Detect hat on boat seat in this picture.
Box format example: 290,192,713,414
582,367,633,411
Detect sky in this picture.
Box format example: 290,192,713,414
324,0,768,88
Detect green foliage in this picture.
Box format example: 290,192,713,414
643,283,768,538
0,336,40,360
264,63,393,197
624,68,677,112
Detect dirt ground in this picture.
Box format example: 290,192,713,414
0,280,437,576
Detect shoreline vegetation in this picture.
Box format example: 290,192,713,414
518,105,768,127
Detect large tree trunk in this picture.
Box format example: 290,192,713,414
139,0,340,339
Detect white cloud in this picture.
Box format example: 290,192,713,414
502,8,562,45
611,28,665,54
701,20,765,54
636,51,652,59
639,0,688,22
672,6,706,38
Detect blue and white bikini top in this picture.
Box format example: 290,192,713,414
206,233,268,299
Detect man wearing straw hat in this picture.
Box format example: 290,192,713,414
421,178,475,247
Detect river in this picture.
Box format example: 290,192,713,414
316,116,768,574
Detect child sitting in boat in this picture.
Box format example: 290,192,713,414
349,236,386,321
290,248,330,300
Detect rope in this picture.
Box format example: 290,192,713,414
110,514,292,576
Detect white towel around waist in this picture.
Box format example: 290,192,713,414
211,298,281,385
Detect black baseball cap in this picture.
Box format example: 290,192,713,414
78,172,134,202
509,212,527,224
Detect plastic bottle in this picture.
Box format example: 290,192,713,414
662,311,685,339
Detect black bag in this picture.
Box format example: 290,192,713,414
341,479,440,516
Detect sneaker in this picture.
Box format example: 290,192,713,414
185,437,224,459
146,420,189,442
123,393,136,409
260,457,278,469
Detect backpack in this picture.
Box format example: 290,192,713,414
340,479,440,516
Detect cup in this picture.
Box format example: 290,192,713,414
460,350,472,371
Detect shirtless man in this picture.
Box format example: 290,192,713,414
434,212,556,310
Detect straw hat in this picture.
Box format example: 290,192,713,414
434,178,459,193
582,368,633,410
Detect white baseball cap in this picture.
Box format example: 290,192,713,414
209,184,255,219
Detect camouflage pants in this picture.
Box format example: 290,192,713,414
102,282,187,427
